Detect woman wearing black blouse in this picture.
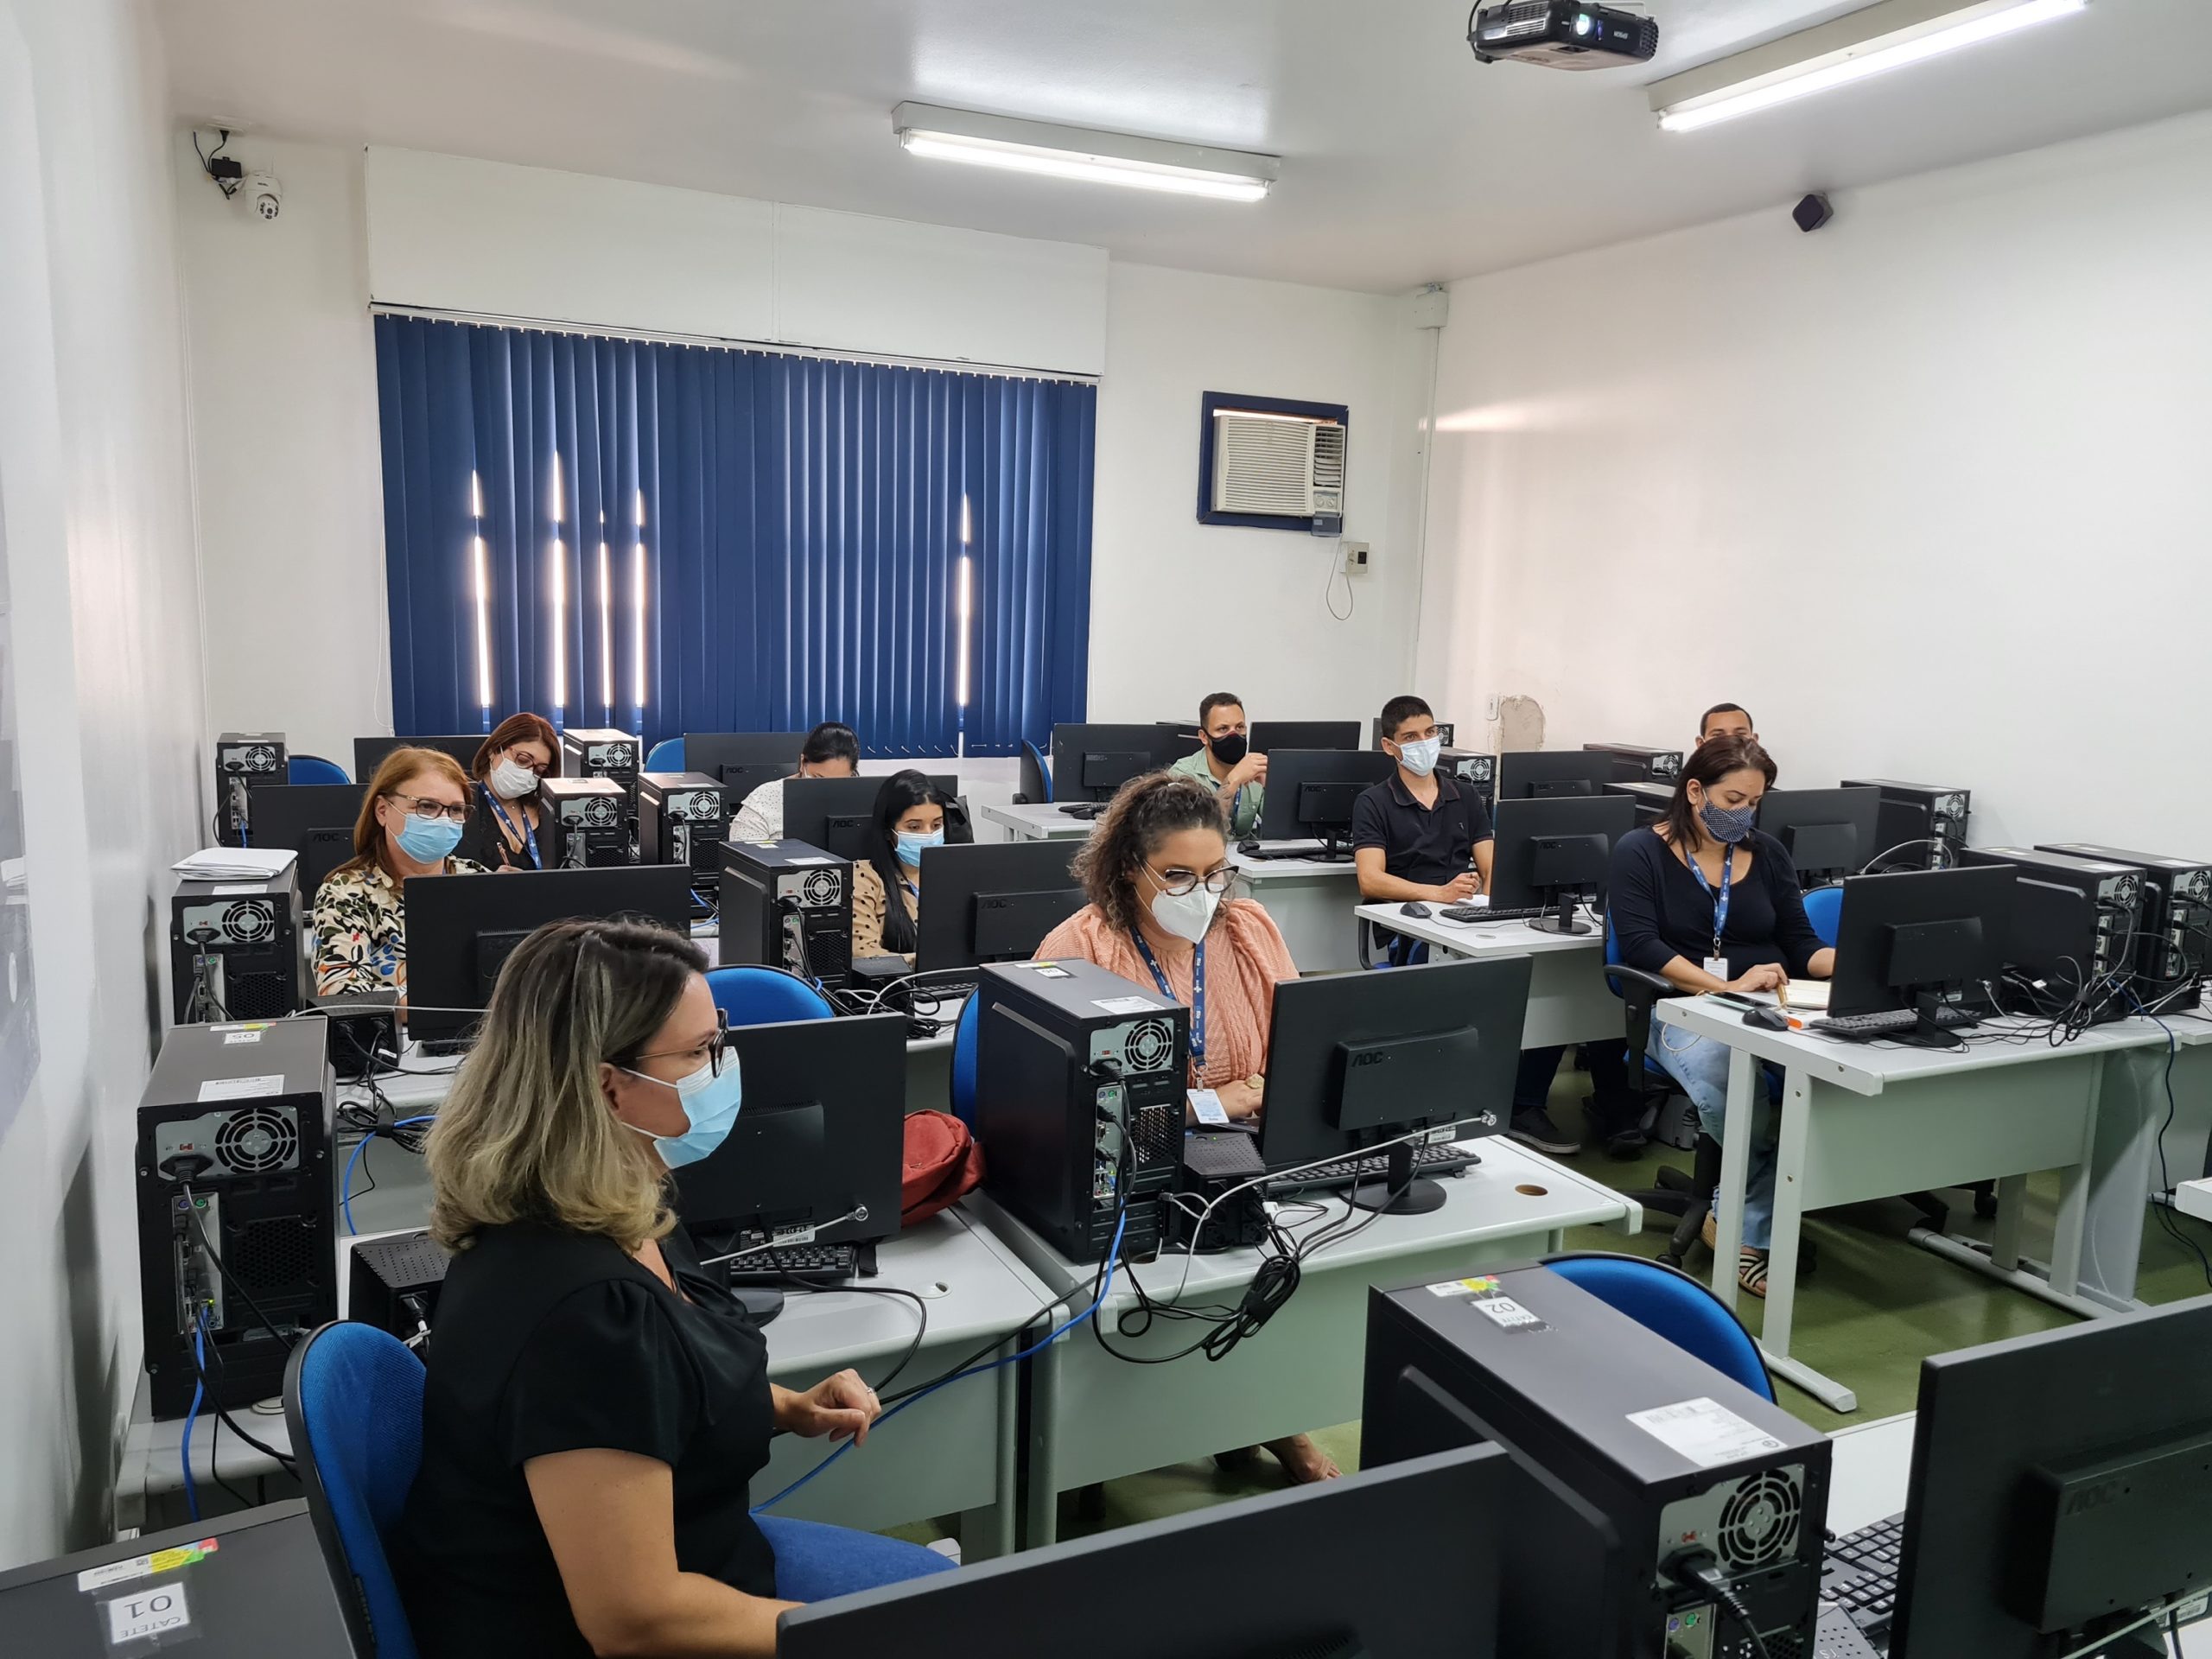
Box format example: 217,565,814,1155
1607,736,1834,1299
391,918,950,1656
453,711,560,872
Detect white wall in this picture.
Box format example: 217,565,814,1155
176,136,389,768
1090,262,1432,729
0,0,208,1566
1418,111,2212,853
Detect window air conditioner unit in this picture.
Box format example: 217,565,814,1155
1210,409,1345,534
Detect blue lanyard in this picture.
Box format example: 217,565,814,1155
1683,848,1734,963
1131,931,1205,1077
484,786,539,868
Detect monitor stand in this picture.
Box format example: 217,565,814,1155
1348,1138,1450,1217
1895,989,1967,1051
1529,885,1591,937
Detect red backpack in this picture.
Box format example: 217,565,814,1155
901,1110,985,1227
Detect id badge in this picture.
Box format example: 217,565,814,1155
1703,956,1732,982
1187,1089,1230,1127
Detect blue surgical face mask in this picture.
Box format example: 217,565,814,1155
1395,737,1443,779
620,1050,742,1170
1700,799,1758,845
894,829,944,868
395,813,465,863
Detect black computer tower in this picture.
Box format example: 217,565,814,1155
559,727,641,804
1585,741,1685,785
1363,1263,1831,1659
1439,747,1496,812
213,732,286,847
2036,843,2212,1007
538,775,632,868
169,869,307,1025
1840,779,1973,870
135,1019,335,1418
638,771,730,894
974,958,1188,1262
718,839,854,988
1605,779,1673,828
1958,845,2143,1003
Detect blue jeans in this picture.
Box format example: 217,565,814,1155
1653,1028,1780,1251
756,1514,956,1601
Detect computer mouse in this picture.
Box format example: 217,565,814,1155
1400,901,1433,919
1236,837,1262,857
1743,1005,1793,1031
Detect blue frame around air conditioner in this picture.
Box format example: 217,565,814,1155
1195,390,1350,531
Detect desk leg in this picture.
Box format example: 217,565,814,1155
1710,1046,1755,1314
1023,1332,1063,1550
956,1338,1020,1562
2048,1061,2100,1300
1757,1068,1858,1415
1989,1175,2029,1272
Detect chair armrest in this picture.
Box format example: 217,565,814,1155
1604,963,1681,999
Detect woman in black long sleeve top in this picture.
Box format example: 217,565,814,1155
1606,736,1834,1297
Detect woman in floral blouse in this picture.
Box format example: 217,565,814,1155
314,747,487,999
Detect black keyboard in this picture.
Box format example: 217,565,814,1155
1268,1141,1478,1196
1440,905,1553,923
723,1242,861,1286
1821,1511,1904,1647
1809,1007,1979,1040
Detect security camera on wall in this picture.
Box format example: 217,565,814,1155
245,171,283,221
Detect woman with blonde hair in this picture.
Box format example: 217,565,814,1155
312,745,486,997
392,918,950,1656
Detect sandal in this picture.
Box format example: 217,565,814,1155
1738,1248,1769,1300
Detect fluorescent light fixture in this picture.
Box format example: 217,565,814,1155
1650,0,2088,134
893,103,1278,201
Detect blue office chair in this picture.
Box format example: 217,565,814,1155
1017,740,1052,805
645,737,685,772
950,992,982,1127
284,1322,423,1659
705,966,836,1027
289,754,351,786
1542,1252,1774,1402
1802,883,1843,947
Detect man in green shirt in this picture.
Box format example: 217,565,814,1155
1167,691,1267,838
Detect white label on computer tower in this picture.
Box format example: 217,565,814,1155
222,1030,263,1045
1467,1295,1544,1332
1094,996,1160,1015
1628,1398,1788,1470
195,1074,283,1103
105,1583,192,1643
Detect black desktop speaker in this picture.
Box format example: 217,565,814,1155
169,869,307,1024
136,1020,335,1418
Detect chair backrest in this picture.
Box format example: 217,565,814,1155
705,965,836,1026
951,991,982,1126
1019,740,1052,805
1802,883,1843,948
645,736,685,772
289,754,351,786
1541,1252,1774,1402
283,1322,426,1659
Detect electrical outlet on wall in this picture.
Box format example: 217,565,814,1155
1340,540,1370,576
1484,694,1501,721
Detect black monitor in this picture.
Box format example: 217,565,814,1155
1254,748,1395,855
1249,719,1360,754
1495,751,1611,801
1827,866,2016,1047
352,734,483,779
403,865,694,1046
1048,722,1194,803
1487,796,1637,935
1890,1294,2212,1659
683,730,807,802
1757,785,1881,883
246,782,365,903
1369,717,1457,749
776,1444,1511,1659
780,774,959,863
1257,956,1532,1214
669,1012,905,1319
914,840,1083,971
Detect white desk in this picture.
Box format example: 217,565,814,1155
981,802,1096,842
1231,849,1364,974
2083,1012,2212,1294
969,1139,1639,1547
1655,997,2169,1413
1351,902,1620,1049
115,1211,1056,1555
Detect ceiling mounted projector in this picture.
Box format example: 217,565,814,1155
1470,2,1660,68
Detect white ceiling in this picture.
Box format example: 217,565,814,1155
158,0,2212,293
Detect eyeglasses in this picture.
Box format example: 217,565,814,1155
502,751,550,775
387,793,471,823
632,1009,730,1076
1146,864,1236,898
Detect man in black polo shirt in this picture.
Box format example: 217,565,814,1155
1351,695,1581,1157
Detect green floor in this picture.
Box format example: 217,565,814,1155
902,1084,2212,1553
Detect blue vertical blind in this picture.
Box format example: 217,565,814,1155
373,315,1095,757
